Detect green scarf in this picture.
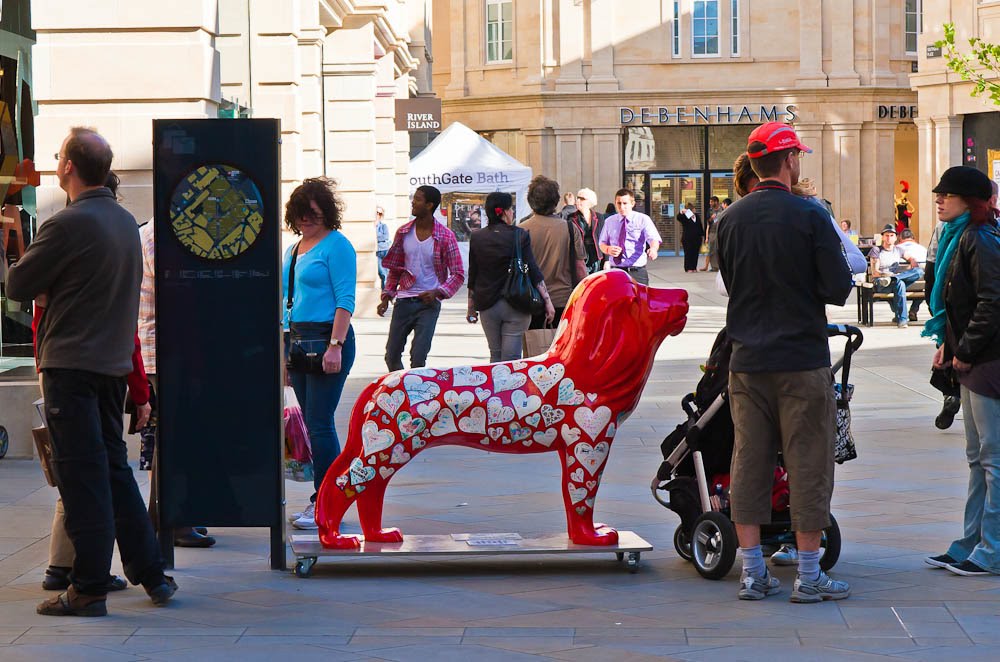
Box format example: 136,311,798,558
922,211,971,345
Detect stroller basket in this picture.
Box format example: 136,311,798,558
651,324,863,579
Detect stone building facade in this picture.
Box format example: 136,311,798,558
30,0,421,293
911,1,1000,241
433,0,921,249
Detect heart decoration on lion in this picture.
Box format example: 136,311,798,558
315,270,688,549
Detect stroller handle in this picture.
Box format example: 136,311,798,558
827,324,864,354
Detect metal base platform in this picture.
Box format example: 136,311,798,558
289,531,653,577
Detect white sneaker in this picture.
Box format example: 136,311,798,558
771,544,798,566
770,545,824,566
287,501,311,522
791,571,850,603
291,503,317,530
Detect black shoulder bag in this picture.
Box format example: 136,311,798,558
286,243,330,374
503,228,543,315
567,216,581,288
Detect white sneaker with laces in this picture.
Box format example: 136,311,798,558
791,571,850,603
291,502,317,530
770,545,824,566
738,568,781,600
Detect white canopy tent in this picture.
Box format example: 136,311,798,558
408,121,533,235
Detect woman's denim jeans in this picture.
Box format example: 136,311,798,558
288,326,356,498
947,386,1000,573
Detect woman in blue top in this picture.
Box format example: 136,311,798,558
282,178,357,530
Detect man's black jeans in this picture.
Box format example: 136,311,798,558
385,297,441,371
43,368,165,595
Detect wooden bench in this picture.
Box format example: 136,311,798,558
856,269,925,327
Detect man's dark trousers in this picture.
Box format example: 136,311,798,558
385,297,441,371
43,368,164,596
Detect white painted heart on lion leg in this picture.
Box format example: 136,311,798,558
362,421,395,456
570,468,584,483
389,444,411,465
492,364,527,392
430,409,458,436
561,424,581,444
567,483,588,504
376,390,404,416
574,405,612,440
574,441,610,476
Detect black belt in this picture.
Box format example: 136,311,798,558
615,265,647,273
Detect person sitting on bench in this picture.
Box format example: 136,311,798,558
870,224,923,328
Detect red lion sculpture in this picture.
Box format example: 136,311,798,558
315,270,689,548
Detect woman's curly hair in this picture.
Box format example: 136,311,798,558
285,177,345,234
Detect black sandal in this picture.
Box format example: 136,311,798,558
36,591,107,617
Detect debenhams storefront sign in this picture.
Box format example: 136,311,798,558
620,104,798,125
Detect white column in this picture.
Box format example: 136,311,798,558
554,128,584,195
590,128,621,207
829,123,862,233
588,0,618,91
828,0,860,87
859,121,897,238
555,0,586,92
914,117,936,243
869,0,895,86
445,0,467,96
796,0,826,87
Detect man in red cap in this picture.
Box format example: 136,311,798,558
717,122,853,604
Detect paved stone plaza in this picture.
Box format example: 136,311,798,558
1,258,997,661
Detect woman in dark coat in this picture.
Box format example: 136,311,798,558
923,166,1000,577
677,202,704,272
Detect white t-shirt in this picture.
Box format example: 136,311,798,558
897,240,927,266
396,230,440,298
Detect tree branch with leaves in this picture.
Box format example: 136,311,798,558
937,22,1000,106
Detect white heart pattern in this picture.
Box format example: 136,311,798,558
509,422,532,443
488,426,504,440
561,424,581,444
586,393,598,403
512,361,528,370
475,387,490,402
453,366,488,387
574,406,612,440
533,428,557,447
379,466,395,480
459,407,487,433
567,482,588,504
430,409,458,436
487,397,515,424
363,401,374,414
362,421,395,457
492,364,527,392
376,390,404,416
416,400,441,421
409,368,437,378
389,443,411,465
528,363,565,395
349,458,375,485
557,378,584,406
574,441,610,476
444,390,475,417
570,468,585,483
540,405,565,428
411,437,426,449
510,389,542,418
396,412,427,440
403,375,440,405
383,373,402,388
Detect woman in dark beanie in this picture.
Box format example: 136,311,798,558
467,192,554,362
922,166,1000,577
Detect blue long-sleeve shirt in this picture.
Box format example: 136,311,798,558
282,231,357,327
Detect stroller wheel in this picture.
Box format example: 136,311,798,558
673,525,694,562
819,514,842,571
692,512,738,580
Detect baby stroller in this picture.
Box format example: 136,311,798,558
651,324,863,580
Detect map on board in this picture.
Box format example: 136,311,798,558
170,165,264,260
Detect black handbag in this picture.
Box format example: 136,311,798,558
286,243,330,375
503,228,543,314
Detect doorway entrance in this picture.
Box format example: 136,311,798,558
625,171,734,254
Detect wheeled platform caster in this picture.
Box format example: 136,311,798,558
294,556,317,578
623,551,641,573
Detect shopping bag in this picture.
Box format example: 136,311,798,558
523,326,557,358
833,383,857,464
284,386,314,482
32,426,56,487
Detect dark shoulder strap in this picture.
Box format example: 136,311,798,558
286,241,301,313
567,218,579,286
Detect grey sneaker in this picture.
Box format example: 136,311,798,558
876,276,892,287
738,569,781,600
291,502,317,530
791,571,851,603
770,544,798,566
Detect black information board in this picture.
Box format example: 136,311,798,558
152,119,284,569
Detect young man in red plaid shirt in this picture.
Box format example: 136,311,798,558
377,185,464,371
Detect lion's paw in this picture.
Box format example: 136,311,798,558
364,527,404,544
319,531,362,549
570,526,619,546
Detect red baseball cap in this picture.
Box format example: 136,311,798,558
746,122,812,158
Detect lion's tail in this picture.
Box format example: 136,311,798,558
328,379,379,477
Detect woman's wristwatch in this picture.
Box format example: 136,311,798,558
328,338,344,348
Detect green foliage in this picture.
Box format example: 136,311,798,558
937,22,1000,106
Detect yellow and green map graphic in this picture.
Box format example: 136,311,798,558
170,165,264,260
